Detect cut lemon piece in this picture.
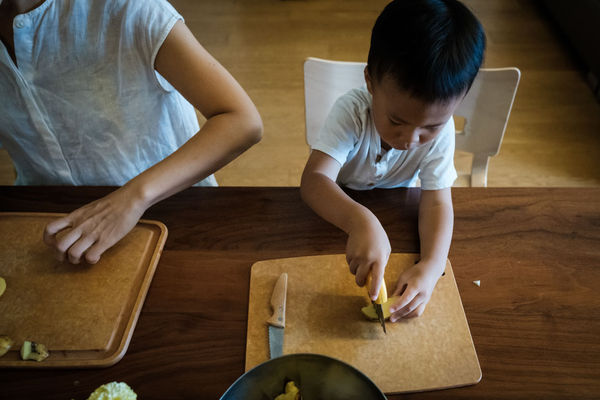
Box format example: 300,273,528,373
361,297,397,321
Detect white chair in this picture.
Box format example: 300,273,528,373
303,57,520,187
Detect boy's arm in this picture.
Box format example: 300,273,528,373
300,150,390,300
418,188,454,274
389,188,453,320
43,20,262,264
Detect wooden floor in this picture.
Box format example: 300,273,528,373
1,0,599,187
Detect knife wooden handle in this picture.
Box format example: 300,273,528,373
367,274,388,305
267,273,287,328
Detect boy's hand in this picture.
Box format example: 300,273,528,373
43,186,147,264
299,150,391,300
346,215,391,301
388,259,443,321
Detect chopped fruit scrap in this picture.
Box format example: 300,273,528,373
87,382,137,400
0,335,13,357
0,277,6,297
274,381,300,400
20,341,49,362
473,280,481,287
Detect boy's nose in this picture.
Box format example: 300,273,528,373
396,128,420,149
405,128,420,145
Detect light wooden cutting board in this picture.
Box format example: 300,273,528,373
245,254,481,394
0,212,167,368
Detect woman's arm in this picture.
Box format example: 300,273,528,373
43,20,262,264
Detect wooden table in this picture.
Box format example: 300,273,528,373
1,186,599,399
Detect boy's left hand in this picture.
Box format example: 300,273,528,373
43,186,147,264
388,259,444,321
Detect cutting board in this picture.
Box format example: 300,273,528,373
0,212,167,368
245,254,481,394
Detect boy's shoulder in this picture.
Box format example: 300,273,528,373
329,86,373,131
336,86,372,113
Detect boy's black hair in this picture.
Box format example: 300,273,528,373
367,0,486,103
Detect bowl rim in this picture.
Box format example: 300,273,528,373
220,352,387,400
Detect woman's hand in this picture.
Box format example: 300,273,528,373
43,185,147,264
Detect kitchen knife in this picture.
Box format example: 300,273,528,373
267,272,287,359
368,274,387,334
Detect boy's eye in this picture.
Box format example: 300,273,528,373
389,118,403,126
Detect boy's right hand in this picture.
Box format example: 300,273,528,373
346,214,391,301
299,151,390,300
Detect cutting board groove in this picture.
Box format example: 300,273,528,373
0,212,167,368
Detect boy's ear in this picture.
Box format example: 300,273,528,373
364,66,374,95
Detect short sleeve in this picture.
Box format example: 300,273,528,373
309,90,365,166
418,118,458,190
123,0,183,91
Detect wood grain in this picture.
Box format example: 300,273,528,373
0,186,599,399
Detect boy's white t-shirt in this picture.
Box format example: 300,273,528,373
310,87,457,190
0,0,217,186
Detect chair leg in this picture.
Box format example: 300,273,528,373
470,154,489,187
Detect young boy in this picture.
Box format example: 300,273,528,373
0,0,262,264
300,0,485,322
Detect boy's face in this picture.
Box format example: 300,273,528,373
365,69,464,151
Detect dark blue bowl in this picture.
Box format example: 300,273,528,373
220,353,387,400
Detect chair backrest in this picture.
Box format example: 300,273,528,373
303,57,520,186
304,58,367,147
453,67,520,186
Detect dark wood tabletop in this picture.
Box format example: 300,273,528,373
1,186,599,399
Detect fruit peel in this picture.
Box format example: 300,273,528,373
20,341,49,362
87,381,137,400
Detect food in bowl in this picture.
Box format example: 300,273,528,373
274,381,300,400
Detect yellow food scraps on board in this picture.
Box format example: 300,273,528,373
0,277,6,297
274,381,300,400
0,336,13,358
20,341,49,362
87,382,137,400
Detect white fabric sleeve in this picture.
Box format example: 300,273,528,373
418,118,458,190
310,92,363,167
125,0,183,92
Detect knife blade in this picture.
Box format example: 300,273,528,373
368,274,387,334
267,272,287,359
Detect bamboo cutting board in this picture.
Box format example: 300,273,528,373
245,254,481,394
0,212,167,368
